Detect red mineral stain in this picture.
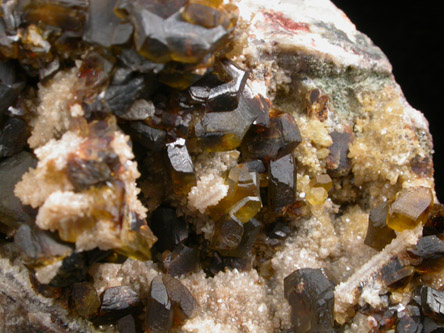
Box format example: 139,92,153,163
263,10,310,33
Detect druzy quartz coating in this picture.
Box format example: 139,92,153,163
0,0,442,332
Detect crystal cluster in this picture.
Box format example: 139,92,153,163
0,0,442,332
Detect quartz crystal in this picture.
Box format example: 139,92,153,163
0,0,442,332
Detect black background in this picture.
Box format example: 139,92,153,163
331,1,444,200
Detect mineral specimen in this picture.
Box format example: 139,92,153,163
0,0,442,331
284,268,335,332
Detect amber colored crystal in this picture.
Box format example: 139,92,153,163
387,187,433,232
15,0,88,32
312,174,332,192
181,4,223,29
210,163,262,223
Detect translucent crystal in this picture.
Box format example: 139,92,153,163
387,187,433,232
210,163,262,223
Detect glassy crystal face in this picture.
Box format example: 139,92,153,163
387,187,433,232
1,0,441,331
284,268,335,332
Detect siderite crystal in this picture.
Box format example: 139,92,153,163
284,268,335,332
212,216,244,250
1,0,443,331
421,287,444,322
162,274,199,323
146,275,173,332
396,305,423,333
162,244,199,277
210,162,262,223
268,153,296,214
0,151,36,229
387,187,434,232
99,286,141,323
409,236,444,260
71,282,101,319
0,117,28,158
148,206,188,253
166,138,197,195
83,0,133,48
0,61,25,117
241,113,301,161
364,202,396,251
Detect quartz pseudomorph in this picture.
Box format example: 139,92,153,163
0,0,442,332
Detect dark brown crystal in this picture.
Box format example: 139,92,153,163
162,244,199,277
364,202,396,251
421,287,444,322
14,224,72,265
241,113,301,161
0,117,28,159
118,314,137,333
219,218,262,257
268,153,296,214
162,274,199,323
396,305,422,333
284,268,335,332
377,257,414,287
0,61,24,117
326,130,354,177
0,151,37,229
67,156,113,191
409,235,444,260
166,138,196,195
100,286,141,321
126,121,167,151
146,275,174,332
212,217,244,251
105,72,151,117
149,207,188,253
72,282,101,319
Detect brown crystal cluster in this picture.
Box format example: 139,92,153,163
1,0,444,332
